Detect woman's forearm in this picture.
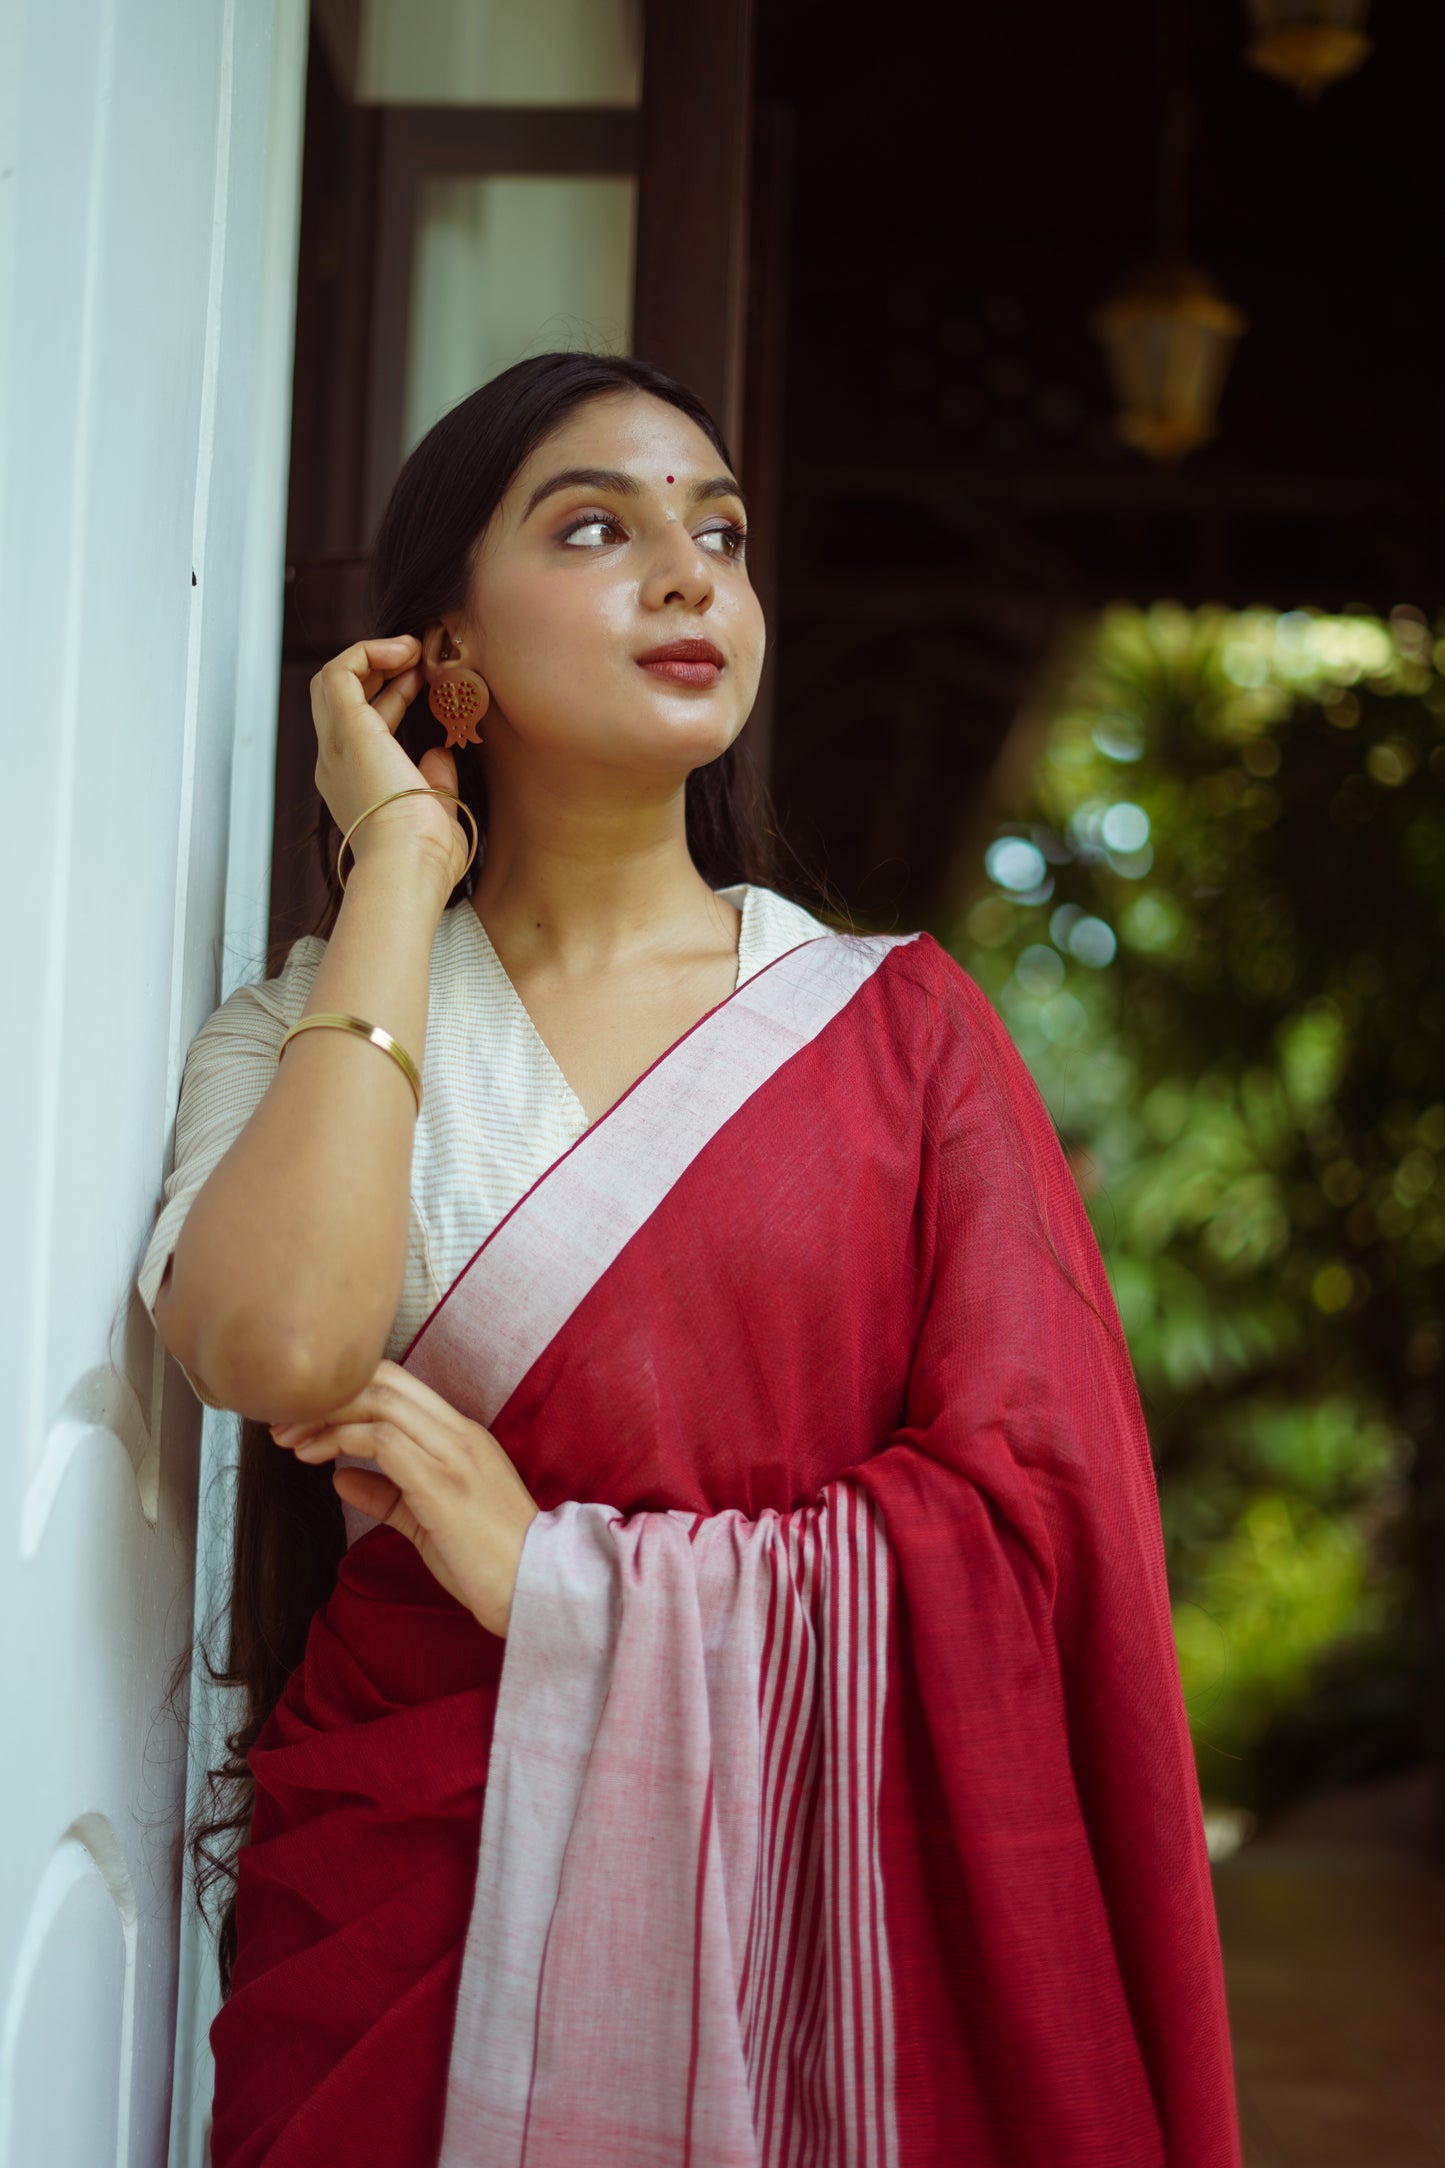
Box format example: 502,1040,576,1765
154,842,455,1422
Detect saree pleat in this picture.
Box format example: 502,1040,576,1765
209,1531,502,2168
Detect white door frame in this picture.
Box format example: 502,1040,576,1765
168,6,311,2158
0,0,309,2161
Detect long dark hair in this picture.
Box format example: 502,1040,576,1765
184,351,833,1997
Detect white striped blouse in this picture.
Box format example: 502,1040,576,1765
136,882,832,1409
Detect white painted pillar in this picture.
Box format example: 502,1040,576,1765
0,0,308,2160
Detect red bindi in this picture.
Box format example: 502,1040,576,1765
666,474,674,483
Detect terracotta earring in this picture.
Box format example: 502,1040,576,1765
428,634,489,750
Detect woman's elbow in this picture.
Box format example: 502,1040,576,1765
155,1267,369,1423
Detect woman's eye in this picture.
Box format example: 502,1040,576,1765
558,513,748,557
698,522,748,559
561,514,625,548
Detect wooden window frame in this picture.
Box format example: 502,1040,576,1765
362,107,640,537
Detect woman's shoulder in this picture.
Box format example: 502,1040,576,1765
817,919,964,998
734,892,985,1068
734,891,982,1011
730,881,834,955
875,936,1054,1143
821,923,1013,1073
227,930,327,1017
184,933,328,1064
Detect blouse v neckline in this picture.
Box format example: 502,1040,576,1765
457,884,758,1133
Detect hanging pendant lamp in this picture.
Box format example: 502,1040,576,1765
1245,0,1372,98
1093,260,1248,465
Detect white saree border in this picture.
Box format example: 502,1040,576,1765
336,932,918,1548
437,1486,900,2168
396,929,921,1438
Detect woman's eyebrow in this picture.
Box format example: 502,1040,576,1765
521,466,748,521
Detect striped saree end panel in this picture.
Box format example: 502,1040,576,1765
437,1488,899,2168
741,1486,897,2168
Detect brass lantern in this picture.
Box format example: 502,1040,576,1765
1092,261,1248,465
1245,0,1372,98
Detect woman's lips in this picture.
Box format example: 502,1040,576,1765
637,657,723,687
634,638,726,689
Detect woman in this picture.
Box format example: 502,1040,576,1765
140,352,1240,2167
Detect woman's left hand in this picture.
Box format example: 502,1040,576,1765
269,1361,540,1637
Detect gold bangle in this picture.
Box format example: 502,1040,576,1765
276,1013,424,1117
337,787,479,892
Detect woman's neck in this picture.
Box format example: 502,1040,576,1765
469,796,733,976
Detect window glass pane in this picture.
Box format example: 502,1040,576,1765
401,174,636,455
358,0,641,107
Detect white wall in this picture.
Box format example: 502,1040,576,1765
0,0,308,2159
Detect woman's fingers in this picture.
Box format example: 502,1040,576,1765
369,663,424,730
305,640,470,890
292,1419,441,1503
311,638,420,736
288,1421,420,1471
335,635,420,681
315,1363,471,1450
329,1464,484,1623
277,1363,539,1634
316,637,415,698
331,1466,406,1523
271,1366,513,1495
289,1433,340,1462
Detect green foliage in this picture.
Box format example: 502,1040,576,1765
1174,1495,1389,1778
948,602,1445,1810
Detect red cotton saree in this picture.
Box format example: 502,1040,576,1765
209,927,1241,2168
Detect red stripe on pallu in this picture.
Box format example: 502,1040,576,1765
684,1772,716,2167
815,1513,846,2166
874,1528,896,2168
854,1493,879,2166
866,1512,887,2168
759,1523,823,2161
738,1563,783,2028
801,1515,838,2165
750,1526,802,2145
860,1501,895,2168
858,1509,875,2166
832,1494,854,2164
735,1500,899,2168
848,1492,868,2165
753,1526,810,2150
792,1817,830,2164
780,1536,828,2166
823,1506,842,2160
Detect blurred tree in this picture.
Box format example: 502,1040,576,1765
947,602,1445,1816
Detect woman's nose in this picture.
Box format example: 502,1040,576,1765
640,525,715,609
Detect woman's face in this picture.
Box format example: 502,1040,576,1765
450,391,764,786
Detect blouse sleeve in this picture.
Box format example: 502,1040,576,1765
136,937,327,1407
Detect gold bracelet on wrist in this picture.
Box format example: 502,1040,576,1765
276,1013,424,1117
337,787,479,892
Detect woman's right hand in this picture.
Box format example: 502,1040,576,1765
310,634,470,894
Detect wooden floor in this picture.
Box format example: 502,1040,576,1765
1214,1773,1445,2167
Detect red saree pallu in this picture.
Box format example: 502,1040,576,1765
209,930,1241,2168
